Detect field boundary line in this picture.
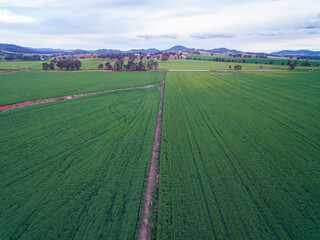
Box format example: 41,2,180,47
0,81,163,112
137,72,165,240
168,69,287,72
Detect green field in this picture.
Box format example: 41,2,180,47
0,58,109,70
157,71,320,239
1,58,315,71
158,59,290,70
0,86,160,239
0,71,162,105
187,54,320,68
1,69,319,239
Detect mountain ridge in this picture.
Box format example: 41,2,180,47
1,43,320,56
271,49,320,56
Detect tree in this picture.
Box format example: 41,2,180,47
56,60,65,70
119,59,124,70
234,65,242,70
137,60,146,71
74,59,82,70
303,60,311,67
147,59,154,70
126,60,135,71
161,54,169,62
114,60,121,71
289,60,298,70
42,63,49,70
154,61,159,70
105,62,113,70
98,63,104,70
65,60,75,71
289,63,297,70
49,62,55,70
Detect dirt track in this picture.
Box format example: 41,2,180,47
0,83,156,112
138,73,165,240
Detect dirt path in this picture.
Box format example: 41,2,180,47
138,73,165,240
0,83,157,112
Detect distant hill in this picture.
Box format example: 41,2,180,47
271,49,320,56
94,49,122,54
2,43,319,56
208,48,242,54
165,45,188,52
126,48,160,54
0,44,39,54
0,43,189,54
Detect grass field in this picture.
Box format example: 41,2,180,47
0,58,109,70
157,71,320,239
0,71,162,105
2,58,317,71
187,54,320,67
158,59,291,70
0,86,160,239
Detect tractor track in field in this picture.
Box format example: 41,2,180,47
0,82,159,112
136,72,165,240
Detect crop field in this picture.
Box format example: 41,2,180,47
158,59,288,70
187,54,320,68
157,71,320,239
0,71,162,105
0,59,109,70
0,60,44,70
0,85,160,239
0,58,303,71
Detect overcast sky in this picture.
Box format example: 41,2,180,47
0,0,320,52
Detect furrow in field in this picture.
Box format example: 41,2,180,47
138,72,165,240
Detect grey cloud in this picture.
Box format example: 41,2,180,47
136,34,178,40
301,24,320,29
256,31,282,37
305,31,320,34
190,33,235,39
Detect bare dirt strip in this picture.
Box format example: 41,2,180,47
138,73,165,240
0,83,157,112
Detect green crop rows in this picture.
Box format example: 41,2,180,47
157,72,320,239
1,70,319,239
1,58,313,71
0,71,162,105
0,86,160,239
187,54,320,68
158,59,287,70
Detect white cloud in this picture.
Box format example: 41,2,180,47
0,9,38,23
0,0,50,8
0,0,320,51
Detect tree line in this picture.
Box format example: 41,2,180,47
42,59,82,71
4,55,42,61
98,59,159,71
